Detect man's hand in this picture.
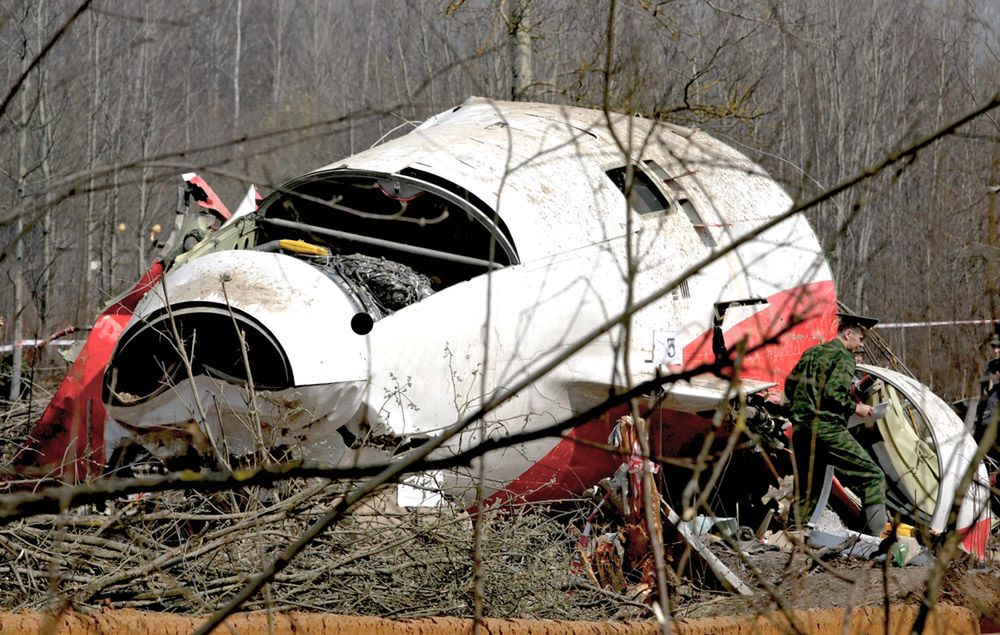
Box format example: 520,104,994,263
855,403,875,418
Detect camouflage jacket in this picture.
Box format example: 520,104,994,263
784,339,857,431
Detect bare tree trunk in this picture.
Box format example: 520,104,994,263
361,2,377,108
184,31,191,153
83,9,101,319
11,210,24,401
107,165,120,297
36,4,54,336
418,1,438,104
137,4,151,278
271,0,285,105
396,34,413,108
233,0,242,130
11,28,30,401
922,13,949,389
101,90,123,301
509,0,532,101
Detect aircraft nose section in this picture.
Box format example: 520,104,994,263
103,251,373,462
106,250,371,406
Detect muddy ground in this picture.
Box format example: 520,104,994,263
681,539,1000,621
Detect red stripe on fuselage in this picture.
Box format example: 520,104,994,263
959,516,990,560
682,280,838,391
486,280,837,505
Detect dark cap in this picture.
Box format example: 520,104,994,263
836,312,878,331
989,334,1000,347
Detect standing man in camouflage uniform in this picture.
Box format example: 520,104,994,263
785,313,888,536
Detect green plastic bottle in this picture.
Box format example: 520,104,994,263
891,542,909,567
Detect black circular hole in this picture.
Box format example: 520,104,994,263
351,312,374,335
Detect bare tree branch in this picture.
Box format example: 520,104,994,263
0,1,91,130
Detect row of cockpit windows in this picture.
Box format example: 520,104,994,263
604,159,717,249
249,162,716,293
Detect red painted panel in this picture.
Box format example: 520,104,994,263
14,261,165,482
491,281,839,504
959,516,990,560
683,280,838,390
184,174,231,221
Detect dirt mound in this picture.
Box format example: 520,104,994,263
0,605,978,635
941,561,1000,632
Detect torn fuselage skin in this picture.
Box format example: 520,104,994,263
104,168,514,471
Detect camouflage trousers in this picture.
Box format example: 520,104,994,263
790,422,886,524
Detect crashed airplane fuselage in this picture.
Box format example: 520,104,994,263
106,98,827,487
19,98,991,554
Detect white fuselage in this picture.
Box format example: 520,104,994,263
105,98,837,503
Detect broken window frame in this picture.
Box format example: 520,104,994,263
604,163,672,216
606,160,718,249
252,168,520,290
643,159,717,249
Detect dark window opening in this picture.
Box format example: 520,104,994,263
605,165,671,216
627,159,715,248
679,199,716,248
398,167,517,256
105,304,292,406
254,170,517,292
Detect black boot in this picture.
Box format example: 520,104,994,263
863,504,888,537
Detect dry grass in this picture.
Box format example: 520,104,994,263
0,476,629,618
0,391,623,620
0,390,635,620
5,396,994,625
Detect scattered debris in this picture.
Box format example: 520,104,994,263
327,253,435,315
3,405,1000,626
574,416,753,601
659,498,754,596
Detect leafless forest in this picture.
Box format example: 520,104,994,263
0,0,998,399
0,1,999,631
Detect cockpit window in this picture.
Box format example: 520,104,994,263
605,165,671,216
254,169,518,291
